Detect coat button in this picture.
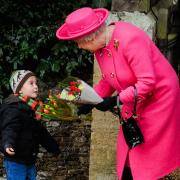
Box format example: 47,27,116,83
110,73,115,78
107,51,112,57
114,39,119,50
125,111,129,114
148,92,153,96
102,74,106,79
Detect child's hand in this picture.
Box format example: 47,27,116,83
6,147,15,155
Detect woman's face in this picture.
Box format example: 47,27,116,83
76,39,103,53
19,76,38,98
75,31,105,53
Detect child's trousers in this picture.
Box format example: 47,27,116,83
4,159,36,180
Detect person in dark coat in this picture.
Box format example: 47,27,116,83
0,70,60,180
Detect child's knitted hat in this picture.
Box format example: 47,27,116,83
10,70,35,93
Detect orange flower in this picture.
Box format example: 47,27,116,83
44,109,49,114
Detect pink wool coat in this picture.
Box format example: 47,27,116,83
94,22,180,180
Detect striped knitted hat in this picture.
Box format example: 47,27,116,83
10,70,35,93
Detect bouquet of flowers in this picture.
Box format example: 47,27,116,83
58,79,103,104
41,92,77,121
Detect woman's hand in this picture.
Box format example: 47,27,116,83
6,147,15,156
95,96,118,111
77,104,95,115
77,96,120,115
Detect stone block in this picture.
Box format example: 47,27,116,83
111,0,150,13
157,8,169,40
106,11,156,41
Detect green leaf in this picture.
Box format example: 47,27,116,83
0,48,3,57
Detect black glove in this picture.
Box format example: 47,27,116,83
95,96,118,111
77,104,95,115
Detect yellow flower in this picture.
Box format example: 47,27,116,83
68,94,75,101
45,105,50,109
53,102,58,107
49,95,53,99
78,84,83,90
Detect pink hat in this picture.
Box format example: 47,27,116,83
56,7,109,40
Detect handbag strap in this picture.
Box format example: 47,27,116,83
133,85,137,116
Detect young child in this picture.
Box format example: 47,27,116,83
0,70,60,180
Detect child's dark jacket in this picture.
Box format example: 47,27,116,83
0,94,60,165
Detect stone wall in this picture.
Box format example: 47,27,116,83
0,119,91,180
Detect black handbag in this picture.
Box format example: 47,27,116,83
117,86,144,149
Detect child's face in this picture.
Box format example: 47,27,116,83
19,76,38,98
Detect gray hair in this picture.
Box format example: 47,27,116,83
74,23,106,43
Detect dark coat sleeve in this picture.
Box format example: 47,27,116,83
37,122,60,155
1,107,22,151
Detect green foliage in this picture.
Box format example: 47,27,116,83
0,0,94,99
91,0,112,8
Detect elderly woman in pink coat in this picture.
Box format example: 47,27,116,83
56,7,180,180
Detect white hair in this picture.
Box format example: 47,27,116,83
74,23,106,43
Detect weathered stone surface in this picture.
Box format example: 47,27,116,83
111,0,150,13
156,0,177,8
89,59,119,180
157,8,169,40
106,11,156,40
